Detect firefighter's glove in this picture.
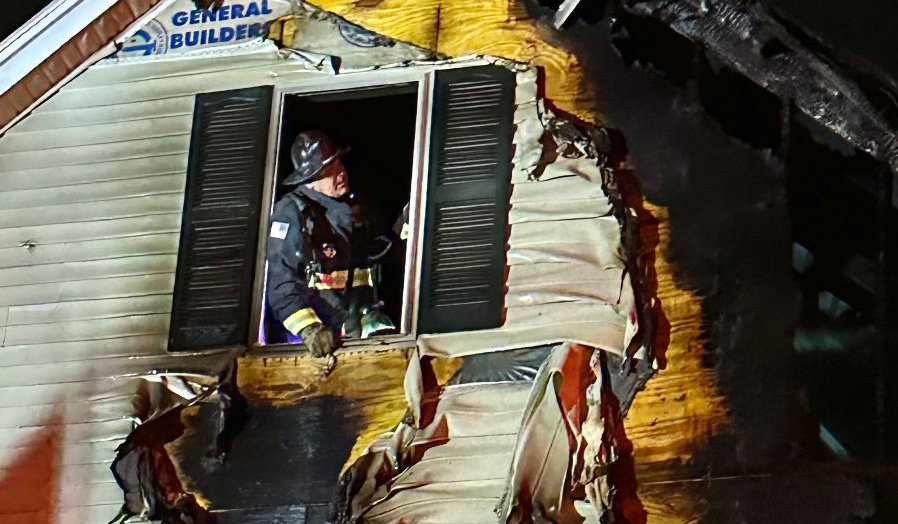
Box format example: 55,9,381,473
301,323,336,357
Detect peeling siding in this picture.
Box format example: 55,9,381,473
417,70,639,358
0,44,314,522
0,36,642,520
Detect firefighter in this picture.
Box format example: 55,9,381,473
266,130,395,357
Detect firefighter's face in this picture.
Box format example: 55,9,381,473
308,158,349,198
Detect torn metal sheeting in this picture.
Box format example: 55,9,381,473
280,3,434,70
554,0,584,29
339,343,623,522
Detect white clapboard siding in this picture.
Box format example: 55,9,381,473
0,194,184,229
0,214,182,249
44,59,303,110
0,396,135,429
0,233,179,269
0,254,178,287
7,295,173,326
0,274,175,308
0,155,187,191
0,174,185,212
0,135,191,172
0,439,121,467
0,44,312,523
0,380,138,410
11,97,195,133
0,335,169,368
0,347,234,388
2,313,171,347
0,114,192,154
0,419,135,450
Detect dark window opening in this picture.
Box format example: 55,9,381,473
261,84,418,346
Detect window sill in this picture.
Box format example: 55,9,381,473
249,334,416,358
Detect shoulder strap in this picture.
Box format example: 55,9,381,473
283,191,318,273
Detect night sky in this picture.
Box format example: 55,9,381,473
0,1,53,42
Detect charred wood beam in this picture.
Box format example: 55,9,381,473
619,0,898,175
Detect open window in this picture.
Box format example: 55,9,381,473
260,84,419,346
167,64,515,352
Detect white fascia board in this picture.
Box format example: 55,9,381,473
0,0,177,136
0,0,119,95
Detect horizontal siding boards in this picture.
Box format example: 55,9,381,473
0,233,179,269
505,280,624,308
43,60,305,111
0,350,232,388
58,504,130,524
0,214,181,249
508,198,612,224
0,155,187,191
12,96,194,133
68,48,289,88
0,335,168,368
0,396,133,430
507,260,616,286
6,295,172,326
0,380,138,410
0,174,185,212
0,254,177,288
0,439,121,467
0,135,190,173
0,419,134,450
2,475,125,508
509,174,609,204
0,274,175,308
0,194,184,230
2,314,170,347
0,47,295,518
0,114,192,154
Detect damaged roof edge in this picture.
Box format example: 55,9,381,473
622,0,898,174
0,0,176,135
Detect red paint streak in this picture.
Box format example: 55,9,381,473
0,412,63,524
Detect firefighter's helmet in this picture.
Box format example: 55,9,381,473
283,130,350,186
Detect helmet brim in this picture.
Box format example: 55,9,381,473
282,145,350,186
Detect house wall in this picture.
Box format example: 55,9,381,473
0,2,652,518
0,44,318,523
0,44,638,524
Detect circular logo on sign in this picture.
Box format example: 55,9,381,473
117,19,169,57
336,19,393,48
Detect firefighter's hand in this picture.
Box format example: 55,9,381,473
300,323,336,357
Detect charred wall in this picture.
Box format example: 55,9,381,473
529,0,898,521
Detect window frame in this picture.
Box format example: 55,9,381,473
248,67,439,350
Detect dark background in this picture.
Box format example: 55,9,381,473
530,0,898,521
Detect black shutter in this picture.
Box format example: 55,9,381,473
168,87,272,350
418,66,515,334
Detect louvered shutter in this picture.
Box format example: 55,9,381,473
168,87,272,350
417,66,515,334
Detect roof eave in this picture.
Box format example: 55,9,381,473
0,0,176,135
